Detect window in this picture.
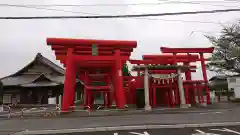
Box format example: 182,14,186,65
229,78,236,83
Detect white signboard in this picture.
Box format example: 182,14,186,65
151,73,178,79
114,131,149,135
234,86,240,98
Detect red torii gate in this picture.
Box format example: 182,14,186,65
142,54,199,106
143,54,199,73
130,54,198,108
160,47,214,104
46,38,137,111
131,54,198,75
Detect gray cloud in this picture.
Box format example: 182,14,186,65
0,0,238,79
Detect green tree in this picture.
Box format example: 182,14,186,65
206,21,240,73
122,63,131,76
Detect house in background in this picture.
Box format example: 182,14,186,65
227,74,240,99
209,75,228,102
0,53,83,105
209,75,228,90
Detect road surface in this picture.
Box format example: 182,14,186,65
0,109,240,134
106,126,240,135
72,125,240,135
12,125,240,135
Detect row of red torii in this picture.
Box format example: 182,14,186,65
46,38,214,111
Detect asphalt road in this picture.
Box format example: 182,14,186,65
14,125,240,135
0,109,240,134
0,107,238,135
80,126,240,135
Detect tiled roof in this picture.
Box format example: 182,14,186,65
12,53,65,76
1,74,40,86
209,76,227,81
20,82,61,87
0,53,82,87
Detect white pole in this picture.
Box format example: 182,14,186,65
59,95,62,110
144,67,152,111
177,68,188,108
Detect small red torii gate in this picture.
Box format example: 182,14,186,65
160,47,214,104
129,54,197,108
143,54,198,107
142,54,199,106
46,38,137,111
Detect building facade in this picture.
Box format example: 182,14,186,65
227,75,240,99
0,53,83,105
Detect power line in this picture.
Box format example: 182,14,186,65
142,17,225,24
1,3,235,20
0,1,239,7
0,4,95,15
1,8,240,19
0,4,229,24
0,4,237,25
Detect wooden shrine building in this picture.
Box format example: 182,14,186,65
0,53,83,105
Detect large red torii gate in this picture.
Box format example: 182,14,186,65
47,38,137,111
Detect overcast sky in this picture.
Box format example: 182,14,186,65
1,0,240,79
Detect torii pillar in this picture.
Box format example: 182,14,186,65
200,53,210,104
144,66,152,111
177,67,189,108
62,48,77,111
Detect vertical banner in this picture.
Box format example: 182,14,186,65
92,44,98,56
119,69,122,76
59,95,62,110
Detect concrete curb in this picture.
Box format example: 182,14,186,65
1,109,233,120
12,122,240,135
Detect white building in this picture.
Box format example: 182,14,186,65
227,75,240,99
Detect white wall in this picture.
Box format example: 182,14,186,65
227,76,240,98
234,87,240,98
227,76,240,89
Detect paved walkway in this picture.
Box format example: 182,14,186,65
0,102,238,119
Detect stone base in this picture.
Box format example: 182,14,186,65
144,105,152,111
201,103,207,107
180,104,189,108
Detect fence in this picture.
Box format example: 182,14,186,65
0,104,130,119
0,104,94,119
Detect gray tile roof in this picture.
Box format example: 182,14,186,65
209,75,227,81
12,53,65,76
1,74,40,86
20,82,61,87
0,53,83,87
46,75,65,84
35,53,65,75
